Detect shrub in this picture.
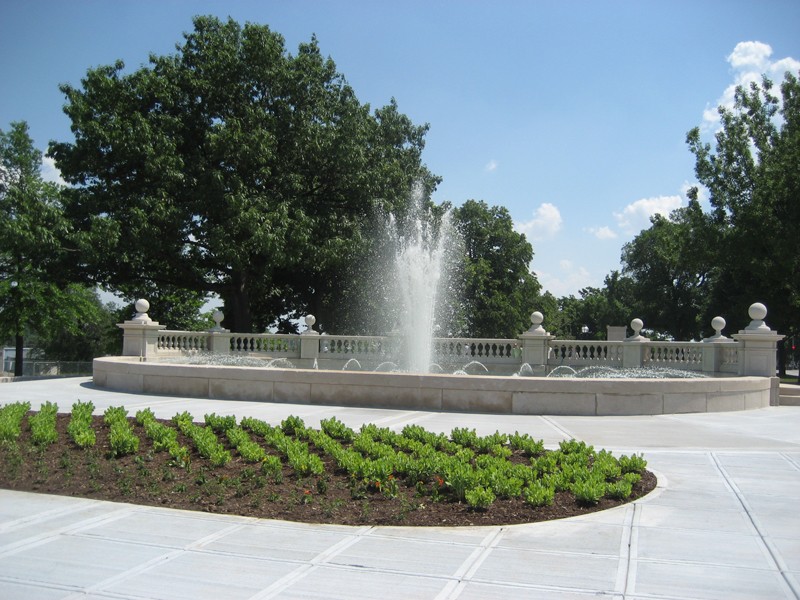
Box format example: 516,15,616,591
226,427,266,463
606,479,633,500
104,406,139,457
67,400,95,448
136,408,190,467
29,401,58,446
465,485,495,510
523,481,555,507
281,415,306,436
0,401,31,441
450,427,479,448
571,476,607,505
204,413,237,433
174,411,230,467
320,417,355,442
618,453,648,474
509,432,545,456
260,455,283,479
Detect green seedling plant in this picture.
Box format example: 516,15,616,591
67,400,96,448
136,408,190,467
173,411,230,467
0,401,31,442
29,401,58,447
225,426,266,463
465,485,496,510
104,406,140,457
4,404,651,523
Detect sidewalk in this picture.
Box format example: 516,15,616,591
1,377,799,599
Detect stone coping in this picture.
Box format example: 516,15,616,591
93,356,774,416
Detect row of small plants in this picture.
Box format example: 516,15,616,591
0,401,648,511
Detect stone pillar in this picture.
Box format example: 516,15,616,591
701,316,735,374
606,325,627,341
117,299,165,359
732,303,784,377
622,318,648,369
300,315,320,360
518,312,555,376
207,310,231,355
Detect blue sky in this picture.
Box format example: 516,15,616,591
2,0,799,300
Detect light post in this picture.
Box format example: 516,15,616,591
10,280,22,376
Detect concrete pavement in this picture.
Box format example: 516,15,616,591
1,376,799,599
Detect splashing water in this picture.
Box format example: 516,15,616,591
342,359,362,371
546,366,708,379
391,185,456,373
461,361,489,374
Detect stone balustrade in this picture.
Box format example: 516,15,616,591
117,300,783,378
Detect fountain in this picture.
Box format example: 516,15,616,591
389,185,457,373
96,223,784,415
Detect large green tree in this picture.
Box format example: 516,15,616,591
450,200,541,338
0,121,83,374
621,200,719,339
621,71,799,341
686,72,800,335
51,16,438,332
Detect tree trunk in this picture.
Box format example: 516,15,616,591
225,272,252,333
14,333,24,377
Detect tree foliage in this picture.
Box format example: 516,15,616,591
621,201,718,339
622,71,799,339
0,121,89,372
51,16,438,333
31,287,123,361
686,72,800,335
450,200,541,338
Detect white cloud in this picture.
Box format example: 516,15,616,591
514,202,562,240
613,195,683,235
484,159,498,173
535,259,593,297
586,226,617,240
703,41,800,129
40,154,66,186
728,41,772,71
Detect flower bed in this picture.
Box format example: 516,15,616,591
0,401,656,526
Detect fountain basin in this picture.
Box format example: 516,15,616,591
93,356,775,415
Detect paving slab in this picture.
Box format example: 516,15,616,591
1,377,800,599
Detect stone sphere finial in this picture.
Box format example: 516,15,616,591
703,316,729,342
524,311,547,335
748,302,767,321
133,298,151,323
711,316,726,335
302,314,319,335
745,302,771,332
626,318,648,341
630,318,643,335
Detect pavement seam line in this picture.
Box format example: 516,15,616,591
434,526,506,600
780,452,800,471
710,452,799,600
58,522,247,600
0,506,136,559
0,497,95,533
246,525,374,600
614,503,636,595
539,415,575,440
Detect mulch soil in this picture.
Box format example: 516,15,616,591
0,413,656,527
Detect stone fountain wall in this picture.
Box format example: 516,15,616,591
118,300,783,379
